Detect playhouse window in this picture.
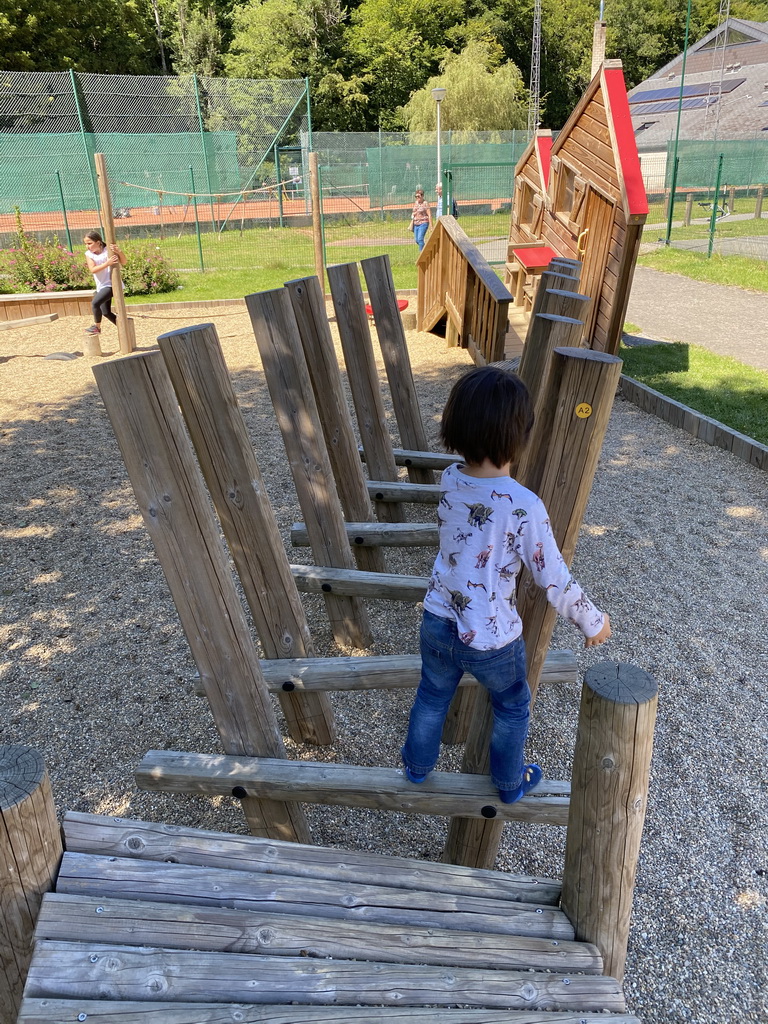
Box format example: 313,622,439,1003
520,182,536,229
556,163,577,217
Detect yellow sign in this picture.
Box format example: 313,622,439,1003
575,403,592,419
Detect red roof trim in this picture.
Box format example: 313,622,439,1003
603,67,648,216
536,135,553,189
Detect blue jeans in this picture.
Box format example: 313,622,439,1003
413,222,428,250
402,610,530,791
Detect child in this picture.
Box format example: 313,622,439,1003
84,231,127,335
401,365,611,803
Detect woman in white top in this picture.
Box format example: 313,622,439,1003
84,231,126,335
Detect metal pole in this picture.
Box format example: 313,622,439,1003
436,102,442,194
665,0,692,245
275,141,284,228
193,74,217,232
190,165,205,271
379,125,385,221
708,153,724,258
55,171,73,252
70,70,102,235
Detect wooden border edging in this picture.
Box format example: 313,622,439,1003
619,375,768,472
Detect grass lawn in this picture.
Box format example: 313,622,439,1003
636,247,768,293
620,338,768,445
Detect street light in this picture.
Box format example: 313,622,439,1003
432,87,446,202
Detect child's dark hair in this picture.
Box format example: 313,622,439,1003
440,366,533,468
85,230,104,244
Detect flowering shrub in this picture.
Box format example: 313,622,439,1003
121,243,180,295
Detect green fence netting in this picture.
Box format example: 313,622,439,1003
665,139,768,190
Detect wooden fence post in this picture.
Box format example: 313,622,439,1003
519,303,589,400
93,352,311,843
443,348,623,869
361,254,435,486
245,287,373,649
157,321,336,746
93,153,136,355
0,745,62,1021
561,662,658,981
284,275,388,575
327,262,405,524
684,193,694,227
755,185,764,220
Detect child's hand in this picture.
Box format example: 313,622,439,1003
585,614,611,647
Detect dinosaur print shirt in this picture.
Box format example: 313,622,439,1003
423,464,605,650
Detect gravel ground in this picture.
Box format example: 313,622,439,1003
1,306,767,1023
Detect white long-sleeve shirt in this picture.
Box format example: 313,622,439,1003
423,463,605,650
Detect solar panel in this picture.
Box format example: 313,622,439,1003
629,78,746,104
631,97,716,114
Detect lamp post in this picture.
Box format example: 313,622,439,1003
432,87,446,200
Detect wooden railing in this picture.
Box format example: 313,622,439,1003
417,216,512,365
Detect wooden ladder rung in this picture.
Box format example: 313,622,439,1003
291,521,439,548
289,563,428,601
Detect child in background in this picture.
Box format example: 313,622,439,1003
84,231,126,335
401,366,611,803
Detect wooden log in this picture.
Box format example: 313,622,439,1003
327,262,404,523
62,811,562,904
93,153,135,355
36,890,579,960
245,288,372,649
156,321,334,746
754,184,764,219
362,446,454,471
285,275,387,575
17,999,643,1024
360,254,435,486
92,353,310,844
518,313,585,401
367,480,441,503
55,850,565,934
561,662,658,982
291,521,438,548
444,348,622,869
136,751,571,826
0,746,62,1022
0,313,58,331
24,941,626,1012
83,330,103,358
289,564,427,601
526,270,581,321
309,151,325,291
684,192,694,226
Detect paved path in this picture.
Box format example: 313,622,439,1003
624,266,768,371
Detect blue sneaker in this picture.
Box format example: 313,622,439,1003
499,764,543,804
404,766,428,784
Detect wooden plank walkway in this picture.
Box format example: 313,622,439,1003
18,813,642,1023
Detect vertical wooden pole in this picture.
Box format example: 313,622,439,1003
0,746,62,1021
157,321,336,746
327,262,405,524
754,185,764,220
93,153,136,355
684,192,694,226
360,254,435,486
443,348,623,869
561,662,658,981
309,151,325,292
727,185,735,214
93,353,310,843
519,305,589,400
245,287,373,649
285,275,388,575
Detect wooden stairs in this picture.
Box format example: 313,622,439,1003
17,812,640,1023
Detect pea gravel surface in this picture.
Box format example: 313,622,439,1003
1,306,767,1024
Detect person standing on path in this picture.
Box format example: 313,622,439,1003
401,366,611,802
84,231,126,335
409,189,432,252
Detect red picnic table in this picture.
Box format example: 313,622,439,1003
507,245,558,306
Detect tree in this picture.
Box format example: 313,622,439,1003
170,1,224,75
400,39,528,131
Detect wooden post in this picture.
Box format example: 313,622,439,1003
727,185,735,214
548,257,581,278
309,151,325,292
93,353,311,843
527,269,581,321
245,287,373,649
443,348,623,869
327,262,405,524
754,185,764,220
684,192,694,227
0,746,62,1021
284,275,387,575
93,153,136,355
561,662,658,981
518,313,586,400
157,321,336,746
360,254,435,486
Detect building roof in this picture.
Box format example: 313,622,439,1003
628,18,768,148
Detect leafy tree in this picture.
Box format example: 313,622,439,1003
400,39,528,131
170,0,224,75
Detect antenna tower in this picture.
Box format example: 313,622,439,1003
527,0,542,136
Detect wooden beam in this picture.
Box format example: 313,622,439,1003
93,153,135,354
291,522,438,548
0,313,57,331
289,564,428,601
136,751,571,826
366,480,441,503
362,446,454,471
92,353,310,844
157,321,335,746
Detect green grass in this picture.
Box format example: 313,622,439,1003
620,339,768,445
636,247,768,293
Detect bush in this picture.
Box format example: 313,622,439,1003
5,210,91,292
121,242,180,296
